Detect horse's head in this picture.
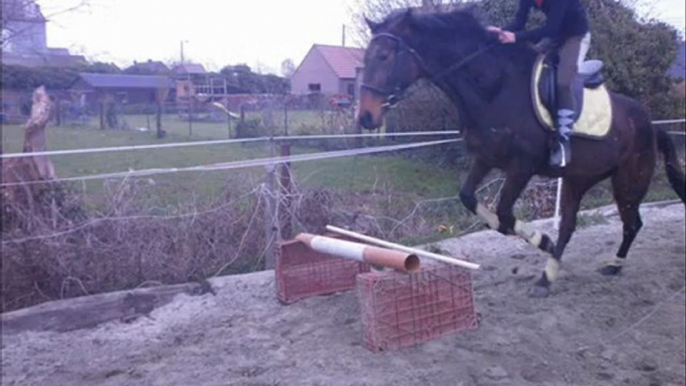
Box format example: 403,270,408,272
358,9,425,130
358,7,503,130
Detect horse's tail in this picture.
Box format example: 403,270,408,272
656,127,685,203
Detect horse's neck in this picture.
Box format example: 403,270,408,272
415,38,535,129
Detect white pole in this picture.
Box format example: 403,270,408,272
652,119,686,125
325,225,480,270
554,177,563,230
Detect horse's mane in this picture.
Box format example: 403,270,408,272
378,6,488,39
411,7,489,39
379,7,536,67
404,5,536,70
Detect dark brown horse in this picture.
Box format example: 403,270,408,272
357,8,685,297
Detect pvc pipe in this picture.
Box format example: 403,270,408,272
295,234,420,272
325,225,480,270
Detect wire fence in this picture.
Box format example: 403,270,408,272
1,114,684,313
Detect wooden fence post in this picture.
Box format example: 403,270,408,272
99,100,105,130
279,142,293,240
263,139,279,270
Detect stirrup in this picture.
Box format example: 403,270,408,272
549,136,571,167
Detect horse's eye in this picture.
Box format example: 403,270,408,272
378,54,389,62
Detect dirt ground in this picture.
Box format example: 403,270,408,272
1,203,684,386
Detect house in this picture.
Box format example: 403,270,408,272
70,73,173,129
172,63,207,76
290,44,364,97
2,0,47,56
71,73,172,107
125,60,170,75
1,0,86,67
172,62,208,99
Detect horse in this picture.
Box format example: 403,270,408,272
357,7,686,297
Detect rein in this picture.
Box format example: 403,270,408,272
361,32,496,108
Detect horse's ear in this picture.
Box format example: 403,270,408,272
365,15,380,32
404,8,413,21
401,8,416,28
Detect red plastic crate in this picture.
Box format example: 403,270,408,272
356,264,478,352
276,235,371,304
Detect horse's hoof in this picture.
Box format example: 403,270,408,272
528,284,550,298
599,265,622,276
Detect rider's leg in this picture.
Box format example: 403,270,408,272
550,35,584,167
577,33,591,67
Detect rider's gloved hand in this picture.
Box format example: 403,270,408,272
486,26,502,34
499,31,516,44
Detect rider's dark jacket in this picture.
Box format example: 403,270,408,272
505,0,589,42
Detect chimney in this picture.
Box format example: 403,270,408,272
342,24,346,47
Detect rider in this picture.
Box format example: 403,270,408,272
488,0,591,167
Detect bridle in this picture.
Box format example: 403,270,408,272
360,33,422,109
360,32,496,109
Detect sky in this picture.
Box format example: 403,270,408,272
37,0,685,75
39,0,356,74
645,0,686,29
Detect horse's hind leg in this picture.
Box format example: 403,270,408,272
599,172,650,275
530,176,600,298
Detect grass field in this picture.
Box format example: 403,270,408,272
1,116,461,210
55,110,341,139
2,114,681,214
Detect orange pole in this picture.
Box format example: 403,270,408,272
295,234,420,272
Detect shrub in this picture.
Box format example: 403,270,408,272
235,117,267,138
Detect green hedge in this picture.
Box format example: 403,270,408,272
1,62,121,91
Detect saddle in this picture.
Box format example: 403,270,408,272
531,53,613,139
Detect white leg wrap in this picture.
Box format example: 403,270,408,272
530,231,543,248
605,257,624,267
515,220,542,248
476,204,500,230
545,258,561,282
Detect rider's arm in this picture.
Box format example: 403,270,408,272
504,0,533,32
515,0,572,42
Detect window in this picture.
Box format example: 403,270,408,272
347,84,355,97
308,83,321,92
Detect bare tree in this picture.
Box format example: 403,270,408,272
348,0,464,45
280,59,296,79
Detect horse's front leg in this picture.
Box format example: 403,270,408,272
529,176,602,298
460,158,555,253
459,158,491,215
488,163,557,254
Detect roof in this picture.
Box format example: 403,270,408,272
77,73,171,89
313,44,364,79
1,52,87,67
2,0,46,22
173,63,207,75
129,60,170,74
47,48,70,56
